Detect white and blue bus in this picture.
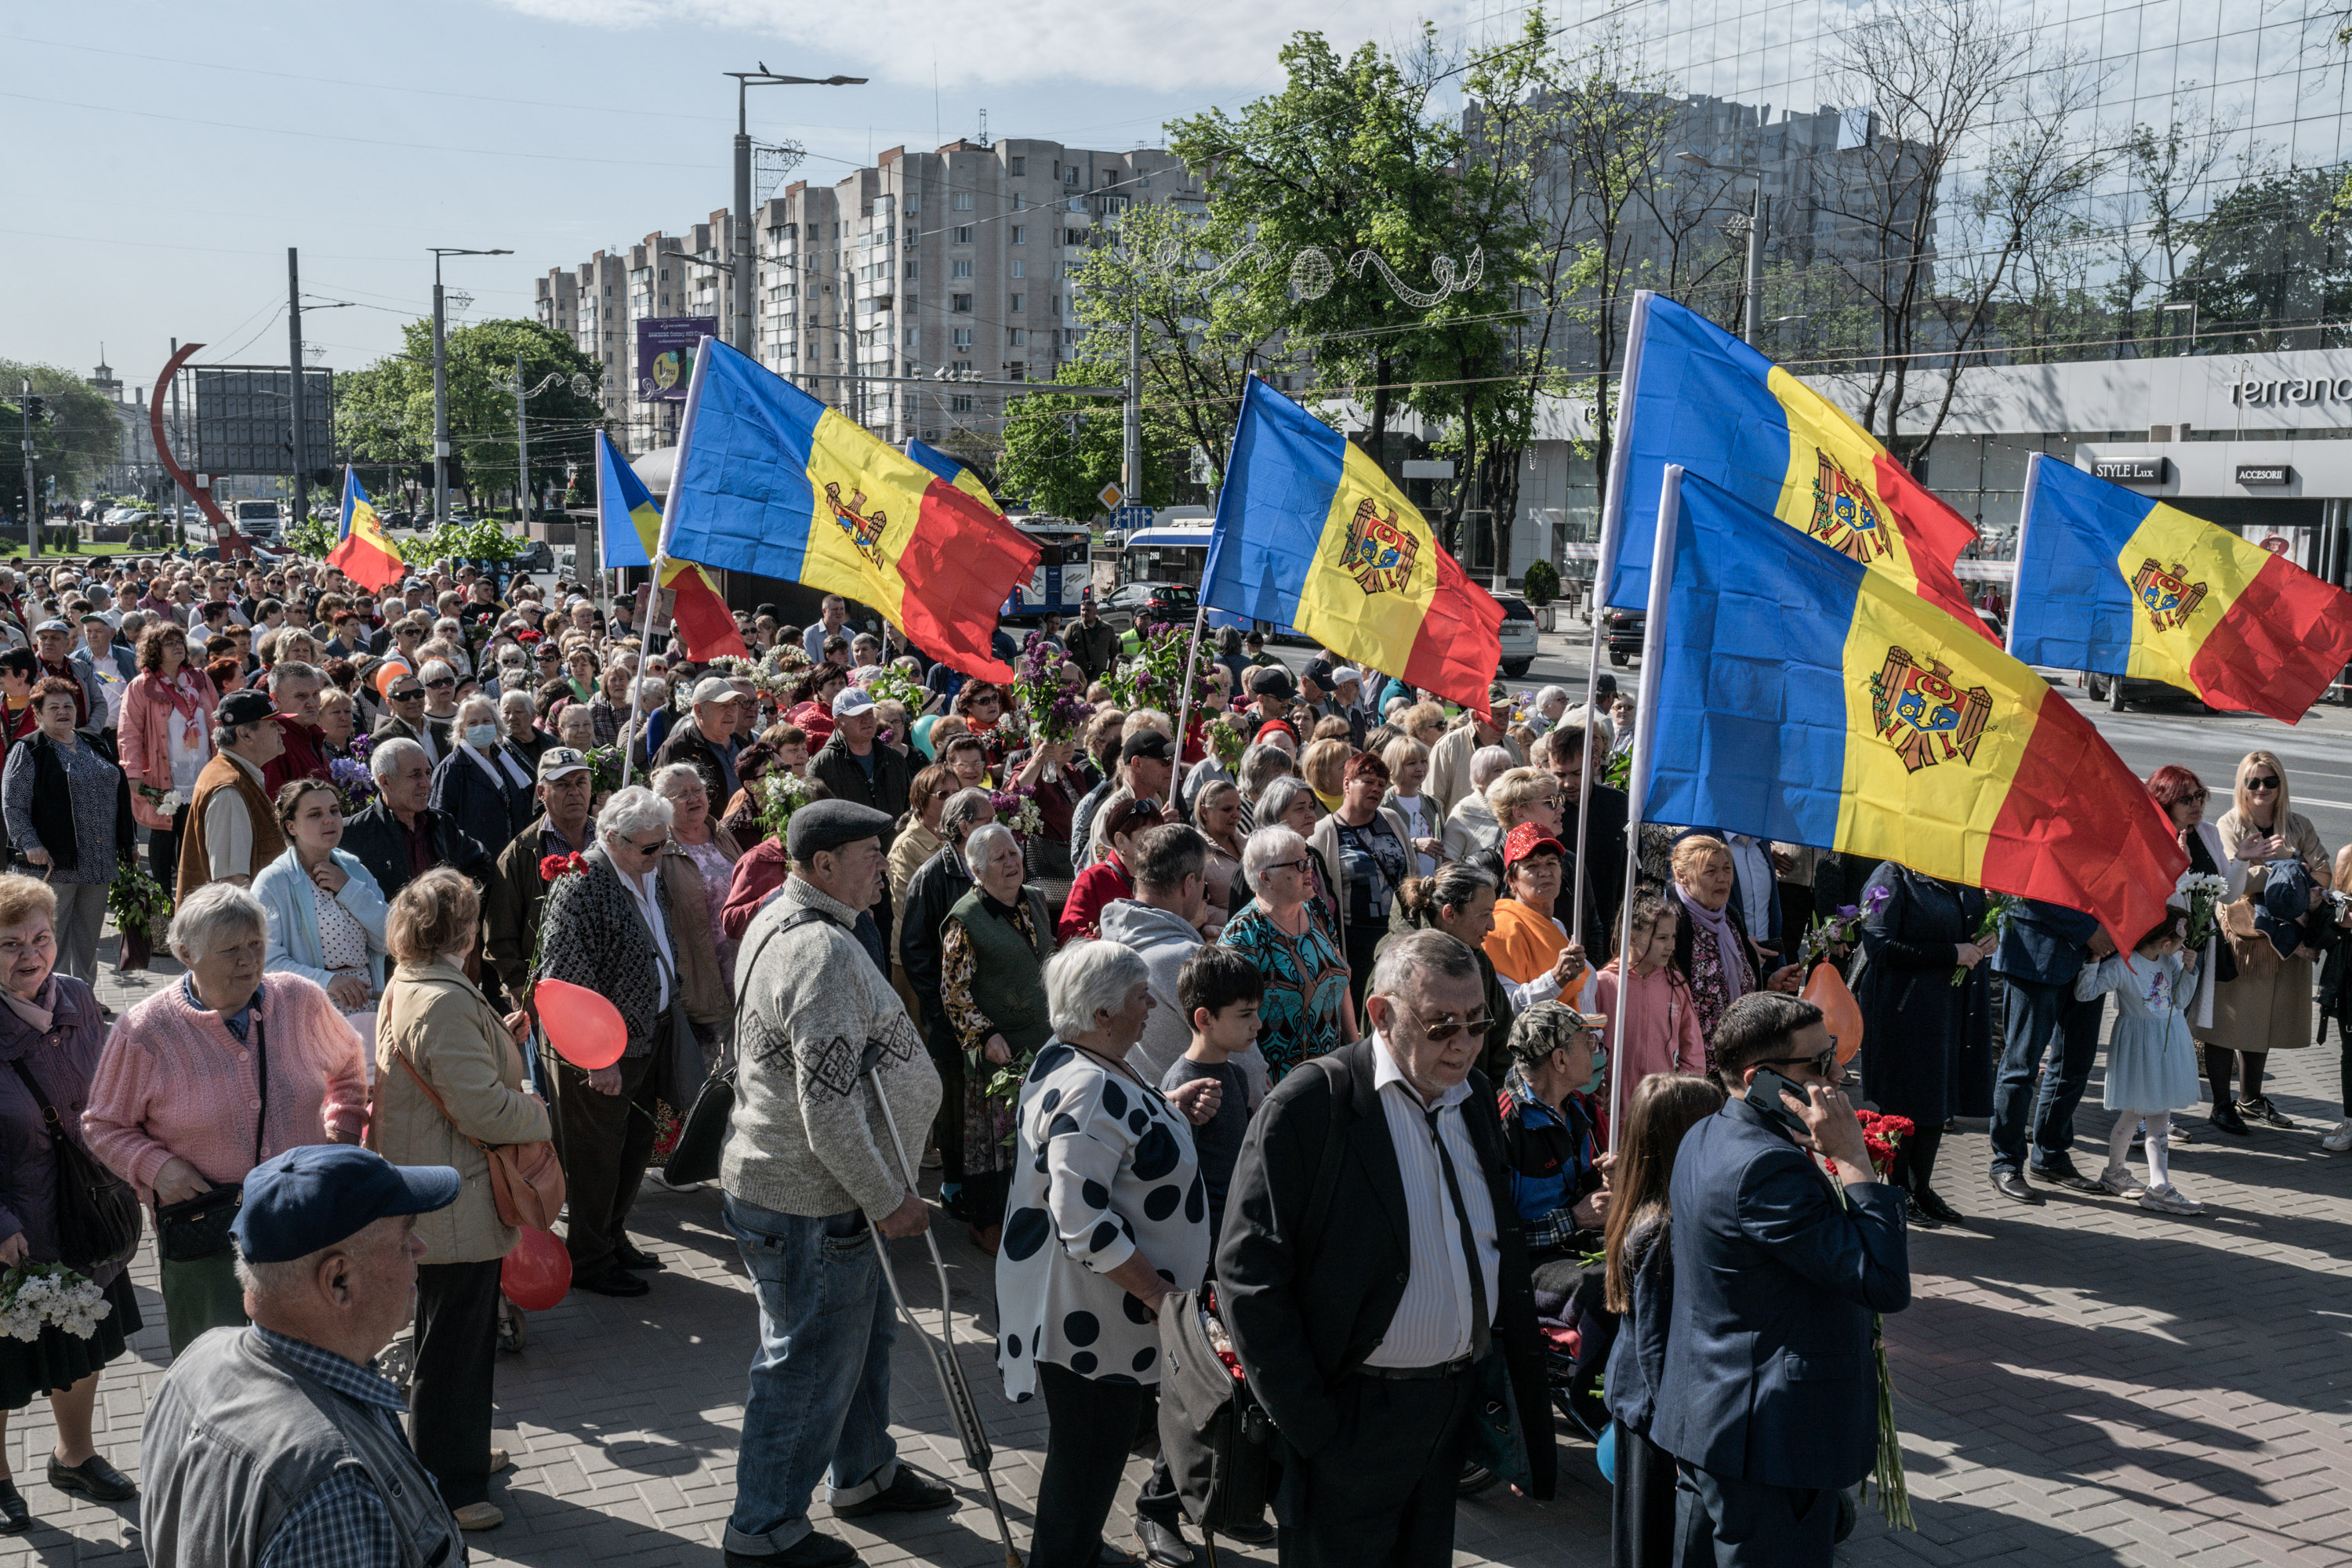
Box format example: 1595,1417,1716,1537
1001,514,1094,622
1116,515,1299,640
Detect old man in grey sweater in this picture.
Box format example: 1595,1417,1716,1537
719,798,953,1568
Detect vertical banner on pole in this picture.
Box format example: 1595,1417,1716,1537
1610,462,1680,1155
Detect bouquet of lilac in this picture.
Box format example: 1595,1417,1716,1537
990,787,1044,839
328,756,378,816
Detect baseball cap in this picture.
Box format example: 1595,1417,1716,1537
231,1145,460,1264
833,687,877,718
216,690,278,728
1331,666,1363,688
690,676,738,706
1503,821,1567,866
1120,728,1176,764
537,746,591,782
1249,666,1295,702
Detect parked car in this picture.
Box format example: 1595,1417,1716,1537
1606,607,1644,666
1101,579,1198,636
2082,670,2206,713
1494,593,1537,679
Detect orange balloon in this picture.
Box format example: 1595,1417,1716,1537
535,977,626,1070
500,1225,572,1311
1804,962,1864,1065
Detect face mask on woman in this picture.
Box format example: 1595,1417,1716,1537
464,723,499,750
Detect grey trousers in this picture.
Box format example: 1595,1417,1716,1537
52,880,108,985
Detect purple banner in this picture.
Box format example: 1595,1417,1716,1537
635,317,719,402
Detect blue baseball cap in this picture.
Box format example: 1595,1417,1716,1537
231,1145,461,1264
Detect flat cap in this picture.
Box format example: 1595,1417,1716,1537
787,797,893,863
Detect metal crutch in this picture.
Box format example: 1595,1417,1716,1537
858,1053,1024,1568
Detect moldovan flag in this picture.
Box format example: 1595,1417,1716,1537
1203,378,1502,715
904,437,1004,514
594,430,746,662
1605,292,1989,641
660,339,1039,681
328,468,405,593
1639,467,2184,946
2008,455,2352,723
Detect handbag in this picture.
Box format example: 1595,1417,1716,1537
155,1003,275,1263
5,1058,140,1275
393,1036,565,1231
664,908,825,1185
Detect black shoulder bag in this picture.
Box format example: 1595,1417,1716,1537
154,1010,267,1263
664,908,828,1185
7,1057,141,1274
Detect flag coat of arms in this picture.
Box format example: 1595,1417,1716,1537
594,430,746,662
328,469,405,593
1639,468,2184,945
1604,292,1989,641
2008,455,2352,723
660,340,1039,682
1201,378,1502,714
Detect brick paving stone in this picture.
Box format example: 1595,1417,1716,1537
0,938,2343,1566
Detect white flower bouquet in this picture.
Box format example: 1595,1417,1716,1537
0,1262,112,1342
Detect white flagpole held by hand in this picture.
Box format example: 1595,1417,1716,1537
1610,460,1680,1156
1171,606,1208,799
622,338,714,793
1574,289,1651,948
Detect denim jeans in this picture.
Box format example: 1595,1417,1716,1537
1987,976,2105,1174
723,1195,900,1556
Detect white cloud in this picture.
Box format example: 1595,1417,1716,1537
491,0,1478,91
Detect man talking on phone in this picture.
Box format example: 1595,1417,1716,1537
1650,992,1910,1566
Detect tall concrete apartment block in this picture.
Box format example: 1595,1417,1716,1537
538,139,1198,463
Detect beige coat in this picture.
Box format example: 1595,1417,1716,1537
370,957,553,1265
2202,808,2330,1053
658,824,743,1029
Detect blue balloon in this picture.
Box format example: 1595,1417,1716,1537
1596,1421,1617,1484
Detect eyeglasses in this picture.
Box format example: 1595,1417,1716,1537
1399,1007,1496,1044
1759,1045,1842,1077
424,677,456,690
2246,775,2281,791
622,834,670,855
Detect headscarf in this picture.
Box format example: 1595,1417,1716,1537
1679,881,1749,1004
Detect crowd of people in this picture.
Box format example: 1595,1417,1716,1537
0,550,2331,1567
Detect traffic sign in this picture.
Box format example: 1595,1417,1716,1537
1110,505,1155,530
1097,482,1123,511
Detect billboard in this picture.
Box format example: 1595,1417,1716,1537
192,367,336,477
637,318,718,403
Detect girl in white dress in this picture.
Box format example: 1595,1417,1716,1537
2078,908,2203,1215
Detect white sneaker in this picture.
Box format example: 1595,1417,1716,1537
2139,1185,2204,1216
2322,1119,2352,1152
2168,1123,2192,1147
2094,1164,2144,1198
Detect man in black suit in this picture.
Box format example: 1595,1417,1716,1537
1541,720,1626,947
1218,929,1555,1568
1651,991,1911,1566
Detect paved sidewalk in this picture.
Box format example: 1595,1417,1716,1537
2,943,2349,1566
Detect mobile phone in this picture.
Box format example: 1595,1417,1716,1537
1745,1066,1814,1136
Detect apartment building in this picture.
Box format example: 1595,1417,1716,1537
537,138,1200,464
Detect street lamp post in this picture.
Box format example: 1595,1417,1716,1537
1678,151,1769,347
429,247,512,527
724,67,866,357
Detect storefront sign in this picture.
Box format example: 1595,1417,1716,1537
2092,458,2168,484
2234,464,2292,486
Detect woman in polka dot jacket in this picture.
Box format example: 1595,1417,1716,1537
996,938,1223,1568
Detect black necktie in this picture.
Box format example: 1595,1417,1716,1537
1425,1102,1492,1362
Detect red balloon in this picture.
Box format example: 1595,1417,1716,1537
1804,962,1864,1065
501,1225,572,1311
535,978,626,1070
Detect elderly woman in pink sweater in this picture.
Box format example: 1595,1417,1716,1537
1592,892,1708,1098
83,883,368,1356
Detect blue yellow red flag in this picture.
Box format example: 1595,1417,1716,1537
1202,378,1502,714
2009,456,2352,723
660,339,1040,681
1638,467,2184,945
903,437,1004,515
1604,292,1987,641
594,430,744,661
328,468,405,593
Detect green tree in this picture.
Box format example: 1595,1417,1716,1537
996,376,1138,520
0,362,129,516
2183,169,2352,351
336,319,602,517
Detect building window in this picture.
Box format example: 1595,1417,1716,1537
1011,226,1025,245
1064,166,1079,185
953,226,974,245
1010,294,1024,312
953,360,971,372
904,327,917,347
953,294,973,313
952,395,973,412
904,260,917,280
952,260,973,279
952,328,973,348
1009,259,1025,278
953,191,974,211
1008,328,1025,346
1009,156,1025,175
1065,229,1086,247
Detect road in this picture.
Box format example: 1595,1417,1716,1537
1264,612,2352,852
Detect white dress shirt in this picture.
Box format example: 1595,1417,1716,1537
618,861,676,1011
1362,1033,1501,1369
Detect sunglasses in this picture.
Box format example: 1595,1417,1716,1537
2246,775,2281,790
1401,1007,1496,1044
424,677,456,690
390,688,424,702
1759,1045,1842,1077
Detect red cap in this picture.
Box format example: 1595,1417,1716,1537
1503,821,1566,867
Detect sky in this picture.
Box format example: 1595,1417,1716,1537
0,0,1519,391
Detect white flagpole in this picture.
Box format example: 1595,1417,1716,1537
620,339,714,793
2005,453,2044,661
1171,605,1208,804
1573,289,1652,952
1610,460,1680,1156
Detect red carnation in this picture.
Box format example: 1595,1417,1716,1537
538,854,569,883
